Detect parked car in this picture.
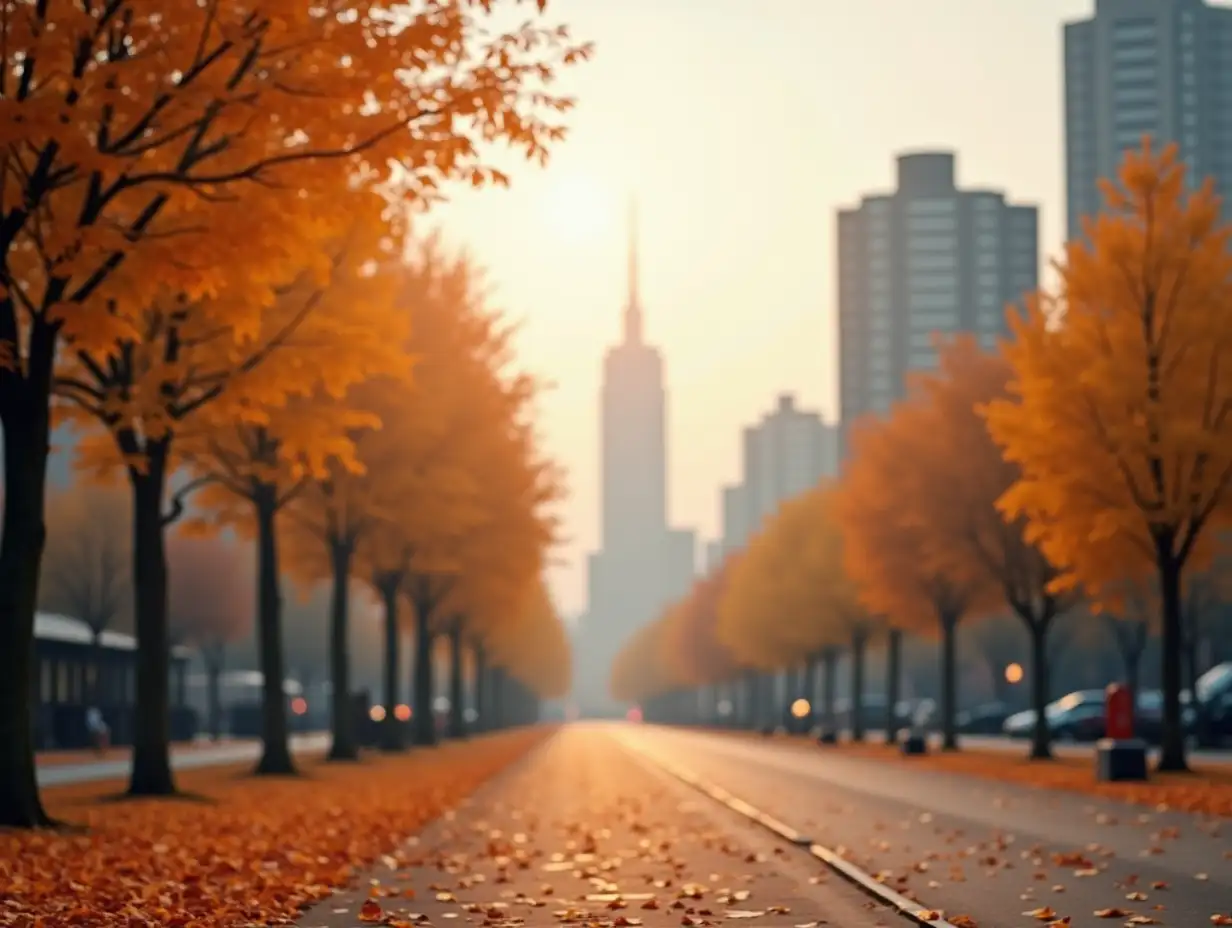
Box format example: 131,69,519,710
955,701,1012,734
1195,662,1232,747
1133,689,1196,744
1003,690,1106,740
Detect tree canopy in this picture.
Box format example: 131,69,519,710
985,141,1232,770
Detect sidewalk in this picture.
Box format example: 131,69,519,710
36,737,241,767
299,725,890,928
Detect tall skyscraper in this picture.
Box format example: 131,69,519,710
836,151,1039,454
578,203,696,716
1064,0,1232,238
718,393,837,555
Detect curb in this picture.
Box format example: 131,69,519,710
619,737,962,928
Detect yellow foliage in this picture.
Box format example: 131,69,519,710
718,484,872,671
984,141,1232,606
484,580,571,699
610,616,673,705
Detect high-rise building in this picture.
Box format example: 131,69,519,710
577,203,696,716
718,393,838,554
1064,0,1232,238
836,151,1039,454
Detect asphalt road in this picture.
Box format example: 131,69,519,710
619,725,1232,928
303,724,897,928
36,732,330,787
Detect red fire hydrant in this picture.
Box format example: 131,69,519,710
1104,683,1134,741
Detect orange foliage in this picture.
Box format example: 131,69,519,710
985,142,1232,766
4,1,590,373
986,141,1232,606
177,198,413,529
165,532,254,650
836,399,983,634
0,730,546,926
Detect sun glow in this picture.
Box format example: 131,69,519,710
541,174,615,245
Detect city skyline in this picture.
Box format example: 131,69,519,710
31,0,1232,621
431,0,1140,617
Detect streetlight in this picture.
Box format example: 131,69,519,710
790,698,811,720
1005,663,1024,685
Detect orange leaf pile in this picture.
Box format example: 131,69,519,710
0,730,547,926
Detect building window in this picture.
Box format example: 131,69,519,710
908,252,957,271
907,198,957,216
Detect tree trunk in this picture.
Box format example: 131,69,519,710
205,646,224,741
939,613,960,752
0,352,55,827
90,629,106,705
127,452,177,796
411,599,436,747
253,487,295,775
1027,616,1053,761
802,657,819,730
885,628,902,745
377,573,403,752
821,649,838,732
326,538,358,761
1157,554,1188,772
474,646,488,733
447,620,465,739
489,667,507,729
850,630,868,742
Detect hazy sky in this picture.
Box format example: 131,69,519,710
430,0,1141,617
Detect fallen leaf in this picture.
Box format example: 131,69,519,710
359,899,384,923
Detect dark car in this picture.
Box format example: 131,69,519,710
956,701,1012,734
1195,662,1232,747
1003,690,1106,739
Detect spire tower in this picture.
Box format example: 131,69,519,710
624,195,643,344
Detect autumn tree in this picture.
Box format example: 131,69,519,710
177,203,410,776
610,616,674,711
984,142,1232,772
39,485,132,678
719,486,875,734
284,241,559,753
663,565,741,721
0,1,590,826
482,580,572,727
837,402,992,750
874,337,1073,758
166,532,254,740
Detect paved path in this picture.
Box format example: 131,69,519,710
299,725,894,928
622,725,1232,928
37,732,330,787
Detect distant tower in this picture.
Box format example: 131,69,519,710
577,196,696,717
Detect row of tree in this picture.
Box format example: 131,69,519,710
0,1,589,829
611,142,1232,772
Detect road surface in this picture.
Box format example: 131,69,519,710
619,725,1232,928
302,725,900,928
37,733,330,788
